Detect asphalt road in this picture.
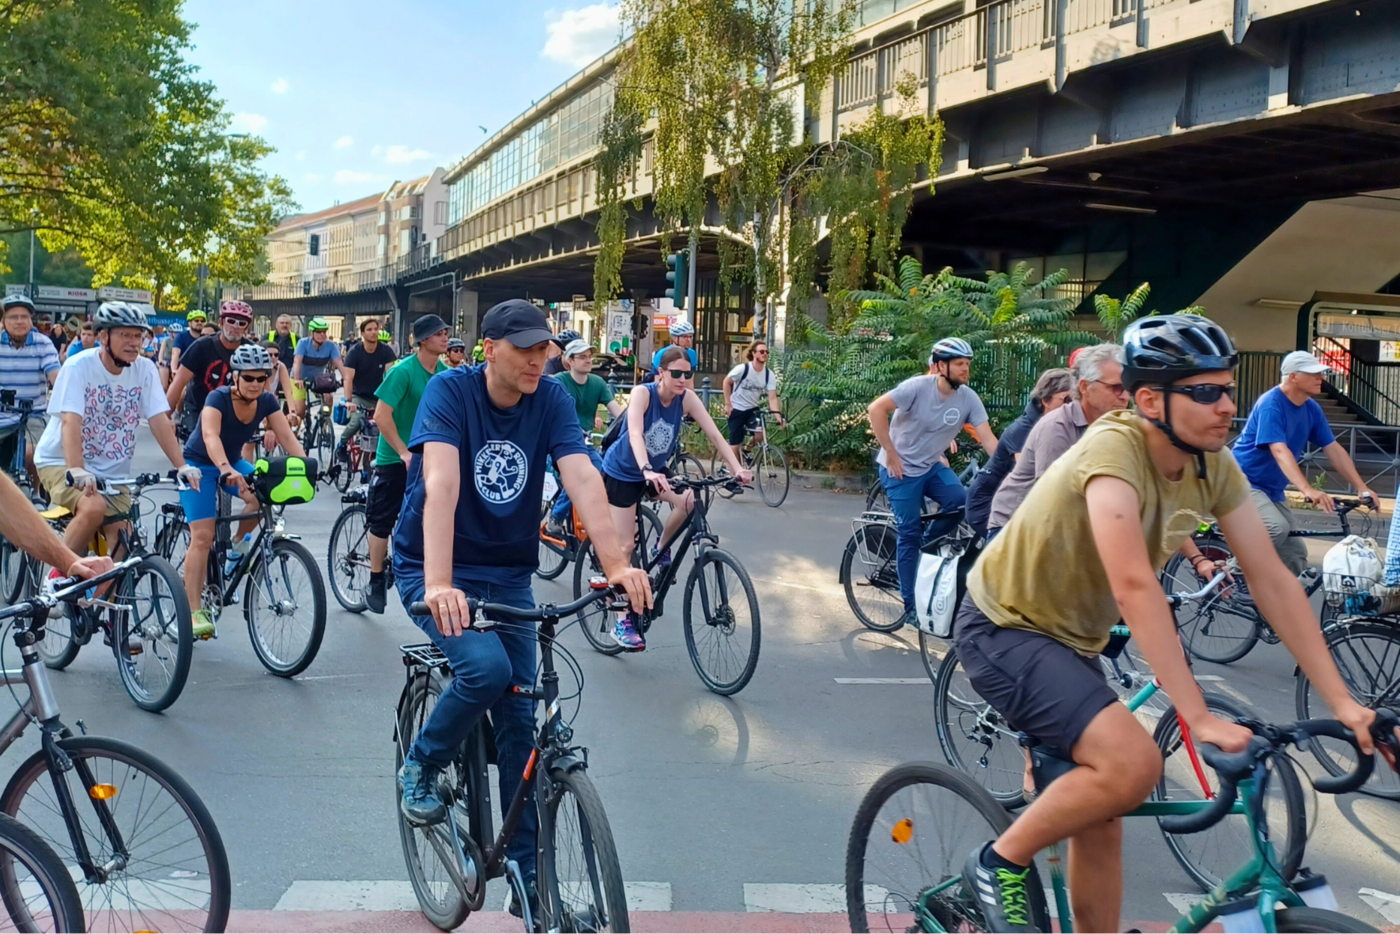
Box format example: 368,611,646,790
21,427,1400,927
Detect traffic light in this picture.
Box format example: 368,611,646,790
665,251,687,311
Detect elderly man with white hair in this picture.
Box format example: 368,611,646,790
985,342,1129,540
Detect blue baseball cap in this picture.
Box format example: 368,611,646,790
482,300,554,349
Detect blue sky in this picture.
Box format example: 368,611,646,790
181,0,621,214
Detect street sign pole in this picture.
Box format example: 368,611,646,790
686,237,698,323
196,263,209,314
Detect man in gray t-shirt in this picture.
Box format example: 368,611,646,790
868,338,999,623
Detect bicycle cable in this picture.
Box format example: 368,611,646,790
0,617,37,727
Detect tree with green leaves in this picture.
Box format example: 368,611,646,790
1093,281,1150,342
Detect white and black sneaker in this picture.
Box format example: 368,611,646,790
961,842,1043,932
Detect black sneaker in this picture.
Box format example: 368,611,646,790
508,877,541,930
961,843,1043,932
366,572,387,614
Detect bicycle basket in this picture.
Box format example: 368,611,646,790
1323,536,1400,614
252,456,319,506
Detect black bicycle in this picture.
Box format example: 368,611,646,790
154,474,325,677
711,409,789,507
327,487,392,612
0,392,45,605
299,396,336,481
0,560,231,932
571,474,761,694
537,482,663,583
397,585,632,932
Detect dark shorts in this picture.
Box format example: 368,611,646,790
727,407,761,446
953,597,1117,761
603,467,669,509
366,462,408,538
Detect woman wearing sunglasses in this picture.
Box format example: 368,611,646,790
178,344,307,639
599,345,753,651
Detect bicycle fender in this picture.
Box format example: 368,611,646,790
548,753,588,776
272,532,302,541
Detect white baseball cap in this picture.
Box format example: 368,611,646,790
1281,351,1329,377
563,338,592,359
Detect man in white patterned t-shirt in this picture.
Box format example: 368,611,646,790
722,339,785,464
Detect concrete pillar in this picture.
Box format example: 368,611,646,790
456,287,480,347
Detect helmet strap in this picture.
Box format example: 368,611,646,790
99,341,130,370
1147,389,1209,481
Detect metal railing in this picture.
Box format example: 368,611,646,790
1314,336,1400,426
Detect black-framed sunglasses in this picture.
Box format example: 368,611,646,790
1165,383,1235,405
667,369,694,380
238,372,270,384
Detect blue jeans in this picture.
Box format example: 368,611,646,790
552,446,605,520
398,571,539,880
879,463,966,613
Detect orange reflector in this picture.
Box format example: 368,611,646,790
891,818,913,844
89,784,118,800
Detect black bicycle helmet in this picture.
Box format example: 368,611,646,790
1121,314,1237,476
446,337,466,351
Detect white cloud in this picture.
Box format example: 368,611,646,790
271,77,289,94
304,173,322,182
370,144,384,157
384,145,432,164
295,150,306,161
333,135,354,150
229,112,268,134
334,169,387,185
542,4,619,68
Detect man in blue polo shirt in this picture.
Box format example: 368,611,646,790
1233,350,1376,574
393,299,650,918
0,295,60,485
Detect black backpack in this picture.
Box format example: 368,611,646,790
599,407,628,452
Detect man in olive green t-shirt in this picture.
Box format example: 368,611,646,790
548,339,623,533
951,315,1387,934
362,316,450,613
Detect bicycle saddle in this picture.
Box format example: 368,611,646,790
39,506,71,521
1019,734,1078,794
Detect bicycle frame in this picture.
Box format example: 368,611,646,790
637,485,719,619
205,497,294,610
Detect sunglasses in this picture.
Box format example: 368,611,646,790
238,372,270,384
667,369,694,380
1165,383,1235,405
1092,379,1127,395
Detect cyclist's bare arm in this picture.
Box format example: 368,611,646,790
722,376,734,414
972,420,998,458
1267,441,1334,511
166,365,193,412
867,393,902,477
766,388,783,424
1320,440,1377,504
0,471,92,575
59,413,91,489
682,389,750,480
420,441,466,636
342,366,357,407
292,355,304,382
1217,497,1383,752
276,363,302,420
1086,475,1251,752
149,411,194,482
555,451,651,612
605,399,622,420
373,400,410,466
624,385,652,480
265,411,306,458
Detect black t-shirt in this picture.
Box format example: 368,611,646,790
183,387,281,467
544,355,565,376
179,335,248,410
344,341,397,398
271,333,295,363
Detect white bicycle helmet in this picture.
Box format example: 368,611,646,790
230,344,274,372
669,320,694,338
929,336,974,363
93,301,149,332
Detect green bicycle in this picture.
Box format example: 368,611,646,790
846,709,1400,933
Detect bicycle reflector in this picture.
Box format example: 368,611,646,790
88,784,118,800
891,818,913,844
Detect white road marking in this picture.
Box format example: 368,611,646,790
743,883,886,912
750,577,845,597
1163,892,1204,915
1194,675,1225,682
275,880,671,912
1359,888,1400,924
62,866,211,912
835,678,930,684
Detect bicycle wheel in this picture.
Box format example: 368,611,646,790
30,559,80,671
244,537,326,676
0,538,23,606
1,735,231,933
1295,620,1400,799
1274,907,1379,932
933,647,1028,807
637,505,663,566
1154,692,1305,890
572,543,624,657
865,479,890,513
709,451,740,499
674,453,711,511
155,518,191,576
396,672,471,931
112,555,193,713
683,548,761,695
0,810,85,933
846,762,1025,934
332,453,352,493
754,444,790,507
536,507,570,582
1161,539,1260,664
841,528,905,633
328,504,371,612
538,766,630,933
919,630,947,684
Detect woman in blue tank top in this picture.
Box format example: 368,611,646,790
599,345,752,650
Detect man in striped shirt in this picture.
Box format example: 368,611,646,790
0,295,60,488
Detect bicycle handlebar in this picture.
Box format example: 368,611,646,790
1158,709,1400,834
671,474,746,493
0,556,144,622
1166,568,1230,608
409,579,629,628
65,470,189,494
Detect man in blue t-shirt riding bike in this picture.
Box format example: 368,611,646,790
393,299,651,917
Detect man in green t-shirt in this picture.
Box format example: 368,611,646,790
547,338,622,535
364,315,450,613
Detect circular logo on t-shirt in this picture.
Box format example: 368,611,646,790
474,441,529,504
942,408,962,426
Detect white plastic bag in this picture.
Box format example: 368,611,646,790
542,471,559,504
914,548,961,638
1323,535,1383,596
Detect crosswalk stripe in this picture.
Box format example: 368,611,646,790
1359,888,1400,924
273,880,672,912
1163,892,1204,914
835,677,930,684
743,883,886,913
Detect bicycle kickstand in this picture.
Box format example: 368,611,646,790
503,857,534,931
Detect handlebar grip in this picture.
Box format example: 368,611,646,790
1158,774,1240,834
1297,719,1376,794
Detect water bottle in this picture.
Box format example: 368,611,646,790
226,533,253,577
1217,896,1265,933
1294,872,1339,911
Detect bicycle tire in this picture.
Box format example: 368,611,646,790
919,629,946,684
755,444,790,507
332,455,352,493
674,453,712,511
396,672,471,931
1154,693,1305,890
1274,907,1379,932
1295,620,1400,800
328,504,371,612
572,542,625,657
683,548,761,695
1,735,231,933
113,554,194,713
846,762,1020,934
0,809,86,934
538,766,630,933
536,505,570,582
244,537,326,676
30,557,80,671
155,518,192,576
841,532,905,633
0,538,23,607
933,646,1027,807
709,451,740,499
1162,538,1260,665
864,478,890,513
